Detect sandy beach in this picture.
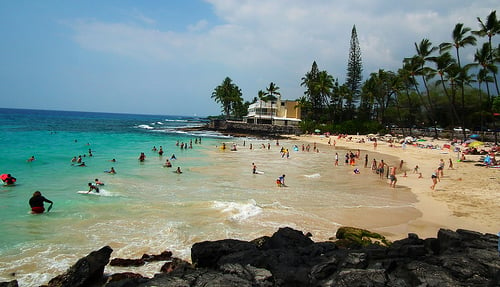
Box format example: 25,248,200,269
290,134,500,240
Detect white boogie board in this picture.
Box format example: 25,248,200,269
77,189,111,196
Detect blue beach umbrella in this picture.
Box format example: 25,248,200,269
469,134,480,139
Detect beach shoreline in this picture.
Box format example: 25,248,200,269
288,133,499,240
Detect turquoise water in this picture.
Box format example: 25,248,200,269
0,108,418,286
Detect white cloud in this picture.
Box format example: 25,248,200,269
64,0,499,114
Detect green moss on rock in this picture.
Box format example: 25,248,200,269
335,226,391,248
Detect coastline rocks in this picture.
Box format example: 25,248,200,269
4,227,500,286
334,226,391,248
44,245,113,287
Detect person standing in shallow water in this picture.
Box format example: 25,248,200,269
29,191,53,214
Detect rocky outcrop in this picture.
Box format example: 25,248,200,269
44,245,113,287
208,120,301,137
3,227,500,286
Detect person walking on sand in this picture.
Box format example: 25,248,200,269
437,159,445,177
378,160,386,179
335,153,339,166
389,166,397,188
29,191,53,214
430,170,439,190
252,162,257,174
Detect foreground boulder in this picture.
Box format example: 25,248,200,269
45,245,113,287
3,227,499,286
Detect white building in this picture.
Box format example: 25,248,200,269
245,96,301,126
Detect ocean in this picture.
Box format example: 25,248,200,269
0,108,418,286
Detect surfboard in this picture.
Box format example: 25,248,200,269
77,190,102,196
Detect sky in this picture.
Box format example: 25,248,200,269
0,1,498,117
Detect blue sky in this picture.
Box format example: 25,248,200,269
0,1,497,116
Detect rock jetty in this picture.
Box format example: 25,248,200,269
2,226,499,287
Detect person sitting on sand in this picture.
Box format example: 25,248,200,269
29,191,53,214
175,167,182,174
88,182,99,193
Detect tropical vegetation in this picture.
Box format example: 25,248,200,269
211,11,500,141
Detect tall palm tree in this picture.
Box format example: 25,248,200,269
315,71,334,121
429,51,460,125
397,68,417,134
440,23,477,139
473,10,500,95
456,65,476,139
405,39,439,136
476,68,494,133
439,23,477,68
473,42,497,107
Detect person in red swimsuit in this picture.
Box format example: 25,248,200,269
29,191,53,214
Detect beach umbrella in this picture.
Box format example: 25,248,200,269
468,141,484,148
469,134,480,139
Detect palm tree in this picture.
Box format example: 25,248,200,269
315,71,334,121
211,77,243,119
440,23,477,139
476,68,494,133
456,65,476,139
265,82,281,123
473,10,500,95
440,23,477,68
301,62,322,121
397,67,417,134
473,42,497,107
429,51,460,126
404,39,439,137
257,90,266,124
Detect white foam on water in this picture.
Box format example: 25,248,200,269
212,199,262,222
304,173,321,178
136,124,154,130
